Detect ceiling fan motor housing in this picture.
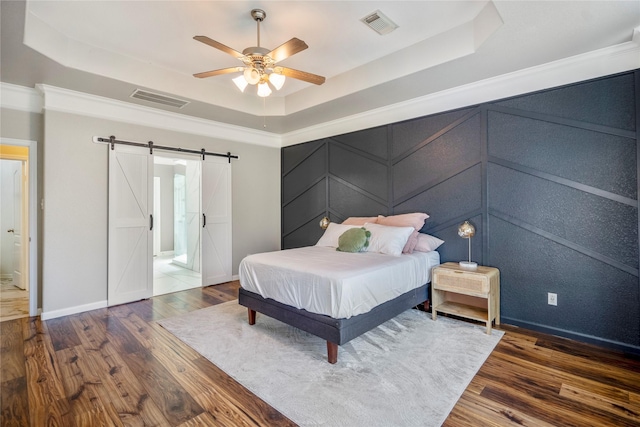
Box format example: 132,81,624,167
242,47,275,84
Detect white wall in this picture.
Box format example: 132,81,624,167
0,107,43,307
42,109,281,317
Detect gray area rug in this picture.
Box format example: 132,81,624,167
158,301,503,426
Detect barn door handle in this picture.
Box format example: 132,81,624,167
203,213,206,228
7,229,14,233
150,214,153,231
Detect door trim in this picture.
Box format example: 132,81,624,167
0,137,38,317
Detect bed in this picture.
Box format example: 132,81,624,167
238,239,441,363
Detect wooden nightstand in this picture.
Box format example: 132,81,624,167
431,262,500,334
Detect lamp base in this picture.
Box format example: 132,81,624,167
459,261,478,269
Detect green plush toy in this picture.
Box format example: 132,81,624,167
336,227,371,252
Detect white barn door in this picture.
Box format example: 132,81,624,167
108,146,153,306
201,156,232,286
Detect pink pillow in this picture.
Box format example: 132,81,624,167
414,233,444,252
403,230,419,254
377,213,429,231
342,216,378,226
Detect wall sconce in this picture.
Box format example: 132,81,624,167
457,220,477,269
319,216,331,230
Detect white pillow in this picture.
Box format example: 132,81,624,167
316,223,360,248
364,222,415,256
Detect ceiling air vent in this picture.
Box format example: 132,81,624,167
361,10,398,35
130,89,189,109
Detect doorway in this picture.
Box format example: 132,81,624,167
153,155,202,296
107,144,231,307
0,141,37,321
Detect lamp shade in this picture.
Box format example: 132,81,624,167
243,67,261,85
257,82,272,97
232,75,249,92
269,72,286,90
319,216,331,229
457,220,476,239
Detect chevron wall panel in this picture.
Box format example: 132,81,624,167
282,70,640,353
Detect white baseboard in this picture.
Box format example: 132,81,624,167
232,274,239,281
41,300,108,320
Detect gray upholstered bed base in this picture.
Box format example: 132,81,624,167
238,283,430,363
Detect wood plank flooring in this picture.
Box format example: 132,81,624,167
0,280,29,322
2,280,639,426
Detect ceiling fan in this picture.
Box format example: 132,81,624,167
193,9,325,97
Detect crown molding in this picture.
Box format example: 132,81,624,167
35,84,282,148
281,38,640,147
3,36,639,149
0,82,43,113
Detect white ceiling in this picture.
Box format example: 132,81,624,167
2,1,640,139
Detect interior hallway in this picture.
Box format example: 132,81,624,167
0,277,29,322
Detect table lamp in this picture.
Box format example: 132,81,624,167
457,220,477,269
319,216,331,230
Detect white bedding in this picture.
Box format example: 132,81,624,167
239,246,440,319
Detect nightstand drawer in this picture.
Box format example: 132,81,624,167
433,270,490,293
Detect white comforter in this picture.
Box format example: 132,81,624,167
239,246,440,319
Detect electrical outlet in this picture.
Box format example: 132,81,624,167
548,292,557,306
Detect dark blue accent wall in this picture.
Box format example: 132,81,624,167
281,70,640,354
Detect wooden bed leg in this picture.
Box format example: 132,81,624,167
423,300,430,312
247,309,256,325
327,341,338,364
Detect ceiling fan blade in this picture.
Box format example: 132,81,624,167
194,36,245,59
267,38,308,63
279,67,325,85
193,67,244,79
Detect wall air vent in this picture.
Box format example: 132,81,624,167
130,89,190,108
361,10,398,35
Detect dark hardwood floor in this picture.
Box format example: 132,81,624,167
1,281,639,426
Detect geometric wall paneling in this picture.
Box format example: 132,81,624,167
328,177,388,219
488,163,639,273
488,110,637,200
495,72,636,131
283,212,326,250
391,107,475,158
282,179,326,237
392,113,482,200
331,125,389,160
329,142,388,201
488,215,640,347
282,138,326,174
394,164,483,231
283,69,640,352
282,145,327,204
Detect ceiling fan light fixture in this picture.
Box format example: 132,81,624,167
257,81,272,97
193,8,325,97
269,72,286,90
243,67,261,85
232,75,249,92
